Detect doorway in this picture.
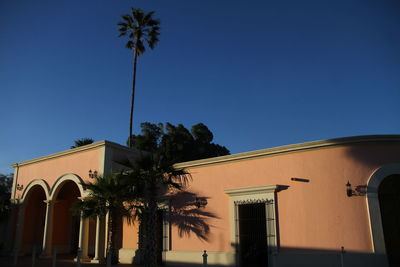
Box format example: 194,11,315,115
379,174,400,267
238,203,268,267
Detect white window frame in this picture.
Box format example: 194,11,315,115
225,185,279,266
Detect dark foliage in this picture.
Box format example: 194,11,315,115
71,138,94,149
0,173,12,221
127,122,230,164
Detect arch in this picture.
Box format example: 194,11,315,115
21,179,50,203
19,179,48,254
49,173,87,200
367,163,400,254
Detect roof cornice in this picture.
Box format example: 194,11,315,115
11,140,131,168
174,135,400,169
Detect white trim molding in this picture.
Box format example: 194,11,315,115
49,173,87,200
20,179,50,203
175,135,400,169
11,140,133,168
367,164,400,254
11,165,19,200
225,185,279,267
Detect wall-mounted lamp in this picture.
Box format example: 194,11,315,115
88,169,98,178
16,184,24,191
195,197,208,208
346,181,353,197
346,181,367,197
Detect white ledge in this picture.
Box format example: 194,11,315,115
175,135,400,169
11,140,133,168
224,185,279,196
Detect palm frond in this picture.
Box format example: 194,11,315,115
118,8,160,54
126,40,135,50
136,40,145,55
122,14,133,25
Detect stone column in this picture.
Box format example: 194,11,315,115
41,200,55,258
13,202,26,256
104,211,109,256
78,213,90,261
91,216,105,263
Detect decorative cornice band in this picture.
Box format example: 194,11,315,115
11,140,132,168
225,185,279,196
175,135,400,169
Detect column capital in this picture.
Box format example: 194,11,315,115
43,199,56,205
11,199,24,206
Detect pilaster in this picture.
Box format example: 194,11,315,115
41,200,55,258
78,213,90,261
91,215,106,263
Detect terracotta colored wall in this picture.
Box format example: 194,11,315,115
122,218,139,249
170,143,400,253
15,148,102,199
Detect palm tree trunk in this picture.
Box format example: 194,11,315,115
145,198,157,267
106,212,115,263
128,49,139,148
138,210,146,264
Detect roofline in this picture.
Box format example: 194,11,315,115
174,135,400,169
11,140,132,168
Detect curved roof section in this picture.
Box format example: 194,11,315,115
174,135,400,169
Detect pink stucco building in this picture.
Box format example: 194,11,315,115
2,135,400,266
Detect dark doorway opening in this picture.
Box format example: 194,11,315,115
379,174,400,267
21,185,46,255
238,203,268,267
52,181,81,255
69,215,80,254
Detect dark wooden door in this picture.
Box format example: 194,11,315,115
238,203,268,267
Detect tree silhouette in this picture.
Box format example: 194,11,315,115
70,138,94,149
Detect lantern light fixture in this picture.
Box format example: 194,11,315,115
16,184,24,191
346,181,367,197
346,181,353,197
88,169,98,178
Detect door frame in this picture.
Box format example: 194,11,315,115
225,185,279,266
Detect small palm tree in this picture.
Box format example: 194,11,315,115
117,8,160,148
71,138,94,149
74,173,130,264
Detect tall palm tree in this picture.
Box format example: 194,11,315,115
74,173,130,264
117,8,160,148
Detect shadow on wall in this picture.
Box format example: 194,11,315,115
343,138,400,168
169,191,219,242
165,246,388,267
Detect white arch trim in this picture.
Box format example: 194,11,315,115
367,163,400,254
49,173,88,200
21,179,50,203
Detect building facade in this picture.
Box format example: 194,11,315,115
3,135,400,266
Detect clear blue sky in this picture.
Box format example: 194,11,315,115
1,0,400,174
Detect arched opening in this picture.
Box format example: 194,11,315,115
21,185,47,254
379,174,400,267
52,180,81,254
